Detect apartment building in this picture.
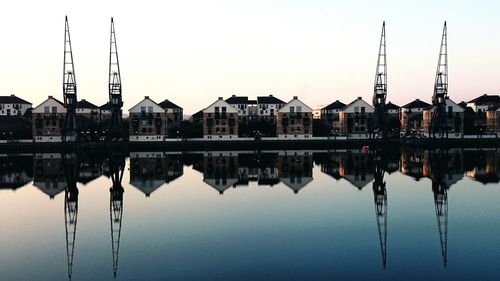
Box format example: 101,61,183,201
338,97,374,137
203,97,238,139
158,99,183,136
128,96,166,142
422,98,465,137
276,96,313,139
400,99,431,133
321,100,346,132
0,95,32,117
32,96,67,142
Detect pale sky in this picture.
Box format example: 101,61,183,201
1,0,500,114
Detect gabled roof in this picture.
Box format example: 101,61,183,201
402,99,430,109
33,96,65,111
100,102,113,110
467,94,500,105
226,95,249,104
77,99,99,109
203,98,238,113
0,95,31,104
257,95,285,104
128,96,163,112
385,102,400,110
278,96,314,113
341,97,374,112
322,100,346,110
159,99,182,109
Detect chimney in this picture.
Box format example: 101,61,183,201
232,94,236,97
10,94,14,97
293,96,298,99
145,96,149,99
48,95,53,99
218,97,223,100
357,96,362,100
269,94,273,97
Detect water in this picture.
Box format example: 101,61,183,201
0,148,499,281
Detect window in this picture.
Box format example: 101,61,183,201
354,107,359,113
148,106,153,113
296,106,302,112
290,106,295,113
44,106,50,114
141,106,146,113
361,107,365,113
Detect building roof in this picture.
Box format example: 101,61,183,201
99,102,112,110
488,104,500,111
128,96,163,112
226,95,249,104
77,99,99,109
322,100,346,110
385,102,400,110
402,99,430,109
341,97,374,112
158,99,182,109
0,95,31,105
467,94,500,105
257,95,285,104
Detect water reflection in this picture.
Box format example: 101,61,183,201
1,148,500,280
106,152,126,279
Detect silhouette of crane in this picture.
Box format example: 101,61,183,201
62,16,79,142
107,17,124,141
372,22,388,138
372,151,388,268
63,154,79,280
429,22,449,138
108,152,125,278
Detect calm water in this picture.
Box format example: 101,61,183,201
0,148,499,281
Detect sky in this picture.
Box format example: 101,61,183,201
1,0,500,115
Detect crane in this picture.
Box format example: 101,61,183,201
62,16,79,142
372,22,388,138
107,18,124,141
63,154,79,280
108,152,125,278
429,22,449,138
372,151,388,268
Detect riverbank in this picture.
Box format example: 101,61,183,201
0,137,498,153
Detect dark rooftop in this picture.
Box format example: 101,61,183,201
100,102,113,110
322,100,346,110
467,94,500,105
257,95,285,104
159,99,182,109
77,99,99,109
0,95,31,105
226,95,249,104
402,99,431,109
385,102,400,110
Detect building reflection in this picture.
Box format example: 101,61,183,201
464,149,500,184
317,150,375,190
193,151,314,194
0,154,32,190
277,151,313,194
129,152,184,197
200,151,239,194
33,153,68,198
